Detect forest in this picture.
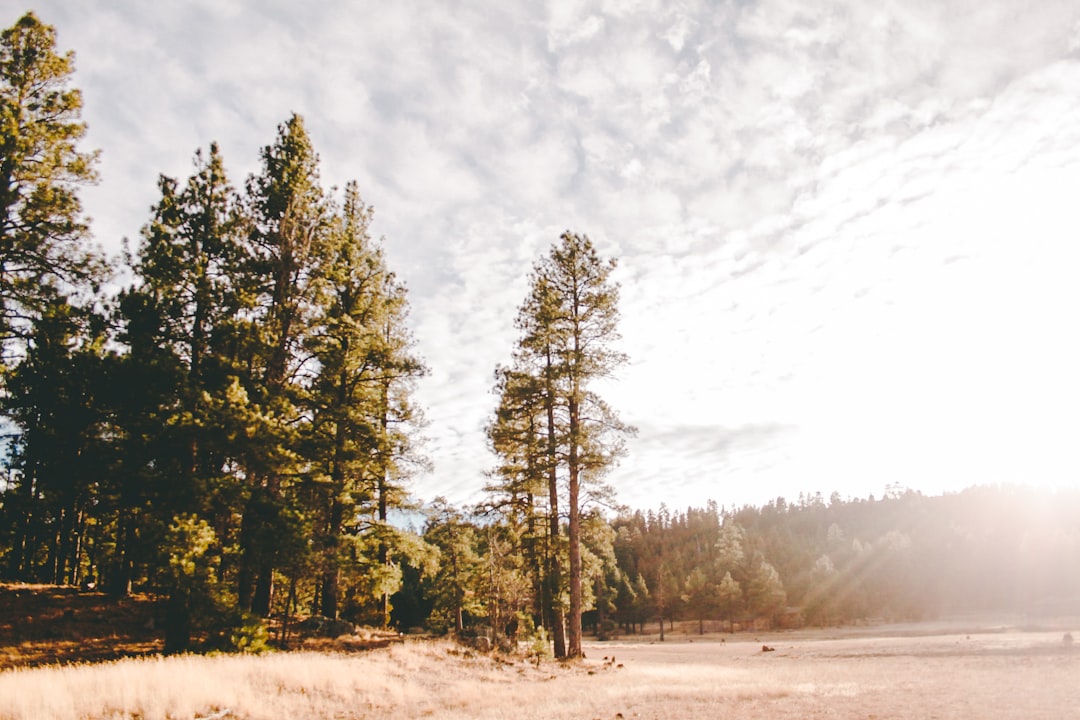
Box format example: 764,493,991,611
2,11,1078,660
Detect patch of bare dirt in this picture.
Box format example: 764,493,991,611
0,583,424,670
0,583,163,669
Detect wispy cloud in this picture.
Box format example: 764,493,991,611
24,0,1080,510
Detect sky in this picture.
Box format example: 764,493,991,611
19,0,1080,513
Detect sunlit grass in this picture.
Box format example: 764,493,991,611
1,624,1077,720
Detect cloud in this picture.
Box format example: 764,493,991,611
608,422,798,510
21,0,1080,510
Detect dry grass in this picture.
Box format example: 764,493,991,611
1,621,1078,720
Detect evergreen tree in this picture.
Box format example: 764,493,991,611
682,566,716,635
745,556,786,622
0,298,110,583
716,571,742,632
119,142,251,643
237,114,329,615
544,231,632,657
486,365,558,646
304,181,427,622
0,12,104,349
488,231,632,658
423,498,482,633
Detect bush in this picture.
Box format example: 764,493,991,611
227,613,271,654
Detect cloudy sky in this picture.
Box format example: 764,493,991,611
22,0,1080,512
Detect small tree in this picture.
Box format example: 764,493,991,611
630,572,651,634
653,565,680,640
716,571,742,633
682,567,716,635
161,514,229,654
745,557,786,625
424,499,482,633
715,521,746,573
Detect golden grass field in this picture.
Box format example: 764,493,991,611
1,617,1077,720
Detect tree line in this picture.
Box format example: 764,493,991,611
407,485,1080,644
3,12,1077,659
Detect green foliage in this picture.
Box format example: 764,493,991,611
0,299,113,584
166,514,218,583
0,44,430,635
715,522,746,572
744,557,786,619
682,567,716,634
421,516,481,632
302,180,428,622
160,514,235,653
227,613,271,654
0,11,111,586
0,12,105,342
524,619,553,664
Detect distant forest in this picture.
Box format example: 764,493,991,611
2,12,1077,660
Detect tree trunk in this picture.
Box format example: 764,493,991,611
378,378,392,628
252,563,274,616
241,479,280,617
163,588,192,654
378,477,391,627
321,410,347,620
567,394,582,658
108,510,134,597
237,494,257,611
548,496,565,660
544,352,567,658
281,576,298,649
320,493,343,619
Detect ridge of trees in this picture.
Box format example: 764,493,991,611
411,486,1080,643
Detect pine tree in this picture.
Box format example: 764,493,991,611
491,271,569,655
0,15,107,561
304,181,427,622
745,556,786,622
238,114,329,615
423,498,482,633
716,570,742,632
486,365,556,644
0,12,104,348
682,566,716,635
119,142,251,644
489,231,632,658
0,298,110,583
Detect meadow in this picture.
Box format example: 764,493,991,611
1,618,1076,720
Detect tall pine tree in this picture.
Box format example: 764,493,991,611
0,12,103,349
238,114,329,615
304,181,427,622
489,231,632,658
120,142,252,646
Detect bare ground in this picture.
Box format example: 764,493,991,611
587,623,1079,720
0,583,162,669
